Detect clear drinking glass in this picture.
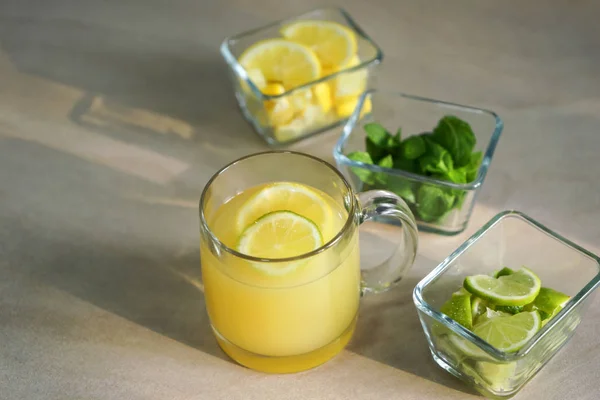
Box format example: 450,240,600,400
220,7,383,145
413,211,600,398
199,151,418,373
334,90,503,235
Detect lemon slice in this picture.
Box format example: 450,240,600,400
262,83,295,126
243,68,267,92
273,117,308,142
237,211,323,258
335,95,372,119
331,55,368,99
236,182,334,240
281,20,357,70
313,82,332,112
288,87,313,113
239,39,321,90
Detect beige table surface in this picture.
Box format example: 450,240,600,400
1,0,599,399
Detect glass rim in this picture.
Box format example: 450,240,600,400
199,150,357,263
413,210,600,361
333,89,504,191
219,6,384,101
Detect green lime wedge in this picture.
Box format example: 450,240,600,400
464,267,541,306
453,287,470,297
476,361,517,391
533,287,570,320
495,305,524,314
440,291,473,329
472,310,542,352
449,310,541,358
477,308,511,324
471,297,487,320
492,267,514,278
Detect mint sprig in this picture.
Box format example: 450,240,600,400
347,115,483,224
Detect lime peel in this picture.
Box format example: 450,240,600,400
463,267,541,306
236,210,323,276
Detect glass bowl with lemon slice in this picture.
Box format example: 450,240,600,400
220,7,382,145
413,211,600,399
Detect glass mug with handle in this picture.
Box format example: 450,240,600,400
200,151,418,373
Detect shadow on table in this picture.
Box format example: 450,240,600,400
0,14,267,162
0,136,231,363
42,229,229,362
347,254,479,396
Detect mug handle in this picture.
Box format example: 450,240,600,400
356,190,419,294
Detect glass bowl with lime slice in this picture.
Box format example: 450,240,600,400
221,7,383,145
413,211,600,399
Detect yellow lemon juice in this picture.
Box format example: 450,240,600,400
202,182,360,373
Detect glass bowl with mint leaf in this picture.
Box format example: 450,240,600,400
414,211,600,398
334,90,503,235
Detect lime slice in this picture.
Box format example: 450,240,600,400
449,310,541,357
236,211,323,275
473,311,541,353
477,308,511,324
471,297,487,321
440,291,473,329
448,334,497,362
492,267,514,278
532,287,570,319
453,287,470,296
464,267,541,306
235,182,334,239
495,305,525,315
476,361,517,391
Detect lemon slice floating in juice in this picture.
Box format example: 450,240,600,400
237,211,323,259
235,182,335,240
236,209,325,276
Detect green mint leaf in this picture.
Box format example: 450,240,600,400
454,191,467,210
431,115,476,167
383,132,402,158
465,151,483,182
366,138,386,163
419,140,454,175
400,135,427,160
364,123,390,145
433,169,468,210
394,128,402,142
444,168,467,184
347,151,375,185
387,178,416,204
393,156,418,173
348,151,373,164
374,154,394,185
416,185,456,222
364,123,392,163
377,154,394,169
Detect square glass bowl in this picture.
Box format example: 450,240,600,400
413,211,600,398
220,7,383,145
333,90,503,235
